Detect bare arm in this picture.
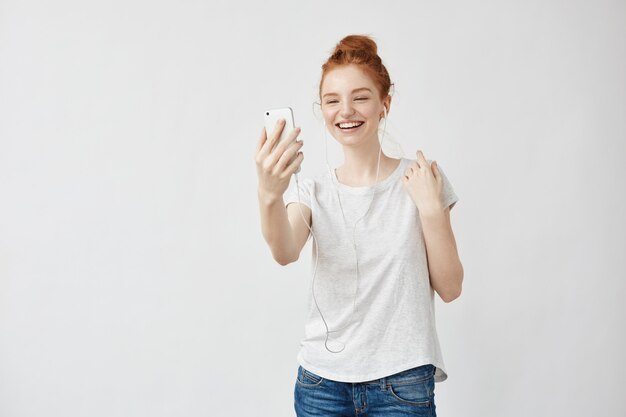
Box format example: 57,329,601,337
257,195,311,265
421,206,463,303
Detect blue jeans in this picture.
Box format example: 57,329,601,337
294,364,436,416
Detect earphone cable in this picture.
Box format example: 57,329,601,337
293,108,388,353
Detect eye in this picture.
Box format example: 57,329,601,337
326,100,338,104
355,97,368,101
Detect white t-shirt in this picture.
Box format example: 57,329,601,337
284,157,459,383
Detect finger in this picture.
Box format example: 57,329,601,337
275,140,304,173
262,119,285,154
282,151,304,178
255,126,267,157
408,161,419,174
268,126,301,166
431,160,441,180
416,150,429,168
274,126,302,156
412,153,421,169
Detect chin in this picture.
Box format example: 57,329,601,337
333,134,377,148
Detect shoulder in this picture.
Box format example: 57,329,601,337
394,157,411,173
289,170,330,197
297,169,332,187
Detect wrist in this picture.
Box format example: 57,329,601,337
418,204,446,220
257,188,283,206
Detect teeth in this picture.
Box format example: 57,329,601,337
338,121,363,128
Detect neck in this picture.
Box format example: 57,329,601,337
336,138,396,186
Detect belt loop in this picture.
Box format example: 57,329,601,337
380,376,387,390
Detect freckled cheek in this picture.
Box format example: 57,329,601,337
323,111,338,127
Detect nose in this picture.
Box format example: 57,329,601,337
339,100,355,118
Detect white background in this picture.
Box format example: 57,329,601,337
1,0,625,416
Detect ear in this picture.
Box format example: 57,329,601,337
380,95,392,118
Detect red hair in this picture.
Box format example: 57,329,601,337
319,35,392,102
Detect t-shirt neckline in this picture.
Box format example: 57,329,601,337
330,158,406,195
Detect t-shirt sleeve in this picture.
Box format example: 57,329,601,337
283,176,313,210
436,163,459,211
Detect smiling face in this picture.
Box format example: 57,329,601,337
320,64,391,148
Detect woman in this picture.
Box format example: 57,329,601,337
255,34,463,417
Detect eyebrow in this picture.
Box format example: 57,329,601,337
322,87,372,98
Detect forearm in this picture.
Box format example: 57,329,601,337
420,208,463,302
257,191,298,265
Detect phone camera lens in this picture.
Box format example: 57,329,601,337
266,112,269,116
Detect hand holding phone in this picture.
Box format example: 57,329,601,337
255,107,304,200
263,107,301,174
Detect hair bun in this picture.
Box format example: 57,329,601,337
334,35,378,57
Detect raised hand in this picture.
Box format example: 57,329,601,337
401,150,444,216
254,119,304,203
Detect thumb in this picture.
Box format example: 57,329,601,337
431,160,441,181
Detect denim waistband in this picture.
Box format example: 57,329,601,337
362,364,436,388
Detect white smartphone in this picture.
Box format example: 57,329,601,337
264,107,300,174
